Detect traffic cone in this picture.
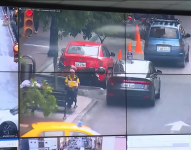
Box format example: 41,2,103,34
118,50,122,59
128,42,132,51
134,33,143,54
135,24,140,41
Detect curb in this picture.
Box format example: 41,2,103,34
73,99,98,123
1,7,17,43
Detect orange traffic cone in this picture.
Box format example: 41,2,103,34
128,42,132,51
134,33,143,54
118,50,122,59
135,24,140,41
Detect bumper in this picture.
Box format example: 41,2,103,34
107,89,152,101
144,54,184,61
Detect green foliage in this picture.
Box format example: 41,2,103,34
35,10,130,41
20,79,58,117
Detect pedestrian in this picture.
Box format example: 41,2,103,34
33,11,40,34
20,74,41,89
65,69,80,108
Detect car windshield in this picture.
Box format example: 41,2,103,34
150,27,178,39
10,106,18,115
67,45,99,56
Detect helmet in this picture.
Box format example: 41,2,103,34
70,65,77,72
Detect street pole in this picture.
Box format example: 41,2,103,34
54,51,58,90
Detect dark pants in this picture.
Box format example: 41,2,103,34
34,20,39,31
66,88,78,107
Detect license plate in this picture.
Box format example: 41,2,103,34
157,46,170,52
75,62,86,67
121,83,135,88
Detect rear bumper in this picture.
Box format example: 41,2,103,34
107,89,153,101
144,54,184,61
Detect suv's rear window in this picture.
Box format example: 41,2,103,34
67,45,99,56
149,27,178,39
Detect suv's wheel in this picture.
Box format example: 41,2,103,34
186,49,189,62
0,121,17,136
179,56,185,68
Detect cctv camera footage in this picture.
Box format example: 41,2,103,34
18,6,191,138
0,6,18,138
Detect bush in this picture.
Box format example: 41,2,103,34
20,79,58,117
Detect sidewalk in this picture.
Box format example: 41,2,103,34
20,95,98,135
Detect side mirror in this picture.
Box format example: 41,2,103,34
97,67,105,75
110,52,115,57
61,48,66,53
185,33,191,38
156,69,162,74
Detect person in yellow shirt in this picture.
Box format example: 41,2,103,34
65,69,80,108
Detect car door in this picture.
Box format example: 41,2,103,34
103,45,114,67
149,62,159,94
180,26,188,54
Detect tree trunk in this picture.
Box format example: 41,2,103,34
47,14,58,89
47,15,58,57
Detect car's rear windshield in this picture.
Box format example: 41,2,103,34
67,45,99,56
149,27,178,39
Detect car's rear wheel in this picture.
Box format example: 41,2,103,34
148,89,155,107
0,121,17,136
179,57,185,68
156,81,161,99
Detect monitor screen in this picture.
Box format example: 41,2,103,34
0,6,18,138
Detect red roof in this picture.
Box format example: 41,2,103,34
69,41,102,46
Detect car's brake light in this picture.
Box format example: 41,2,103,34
108,78,123,85
141,18,146,21
179,39,183,49
123,80,151,85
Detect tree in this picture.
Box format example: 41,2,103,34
82,12,128,44
20,79,58,117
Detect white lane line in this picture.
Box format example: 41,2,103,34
24,43,49,48
0,7,13,45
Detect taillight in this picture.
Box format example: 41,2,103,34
179,40,183,49
13,44,18,53
108,78,118,85
128,16,132,20
123,80,151,85
141,18,146,21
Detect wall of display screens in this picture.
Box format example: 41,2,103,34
0,4,191,150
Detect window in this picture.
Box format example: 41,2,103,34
69,131,88,136
149,63,156,74
39,141,44,148
150,27,178,39
39,131,65,137
67,45,99,56
103,46,110,57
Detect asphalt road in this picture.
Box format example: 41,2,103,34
0,7,18,110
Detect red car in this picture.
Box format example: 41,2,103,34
58,41,115,87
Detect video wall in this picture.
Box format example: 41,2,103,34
0,4,191,150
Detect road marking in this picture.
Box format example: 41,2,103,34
165,121,190,132
24,43,49,48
